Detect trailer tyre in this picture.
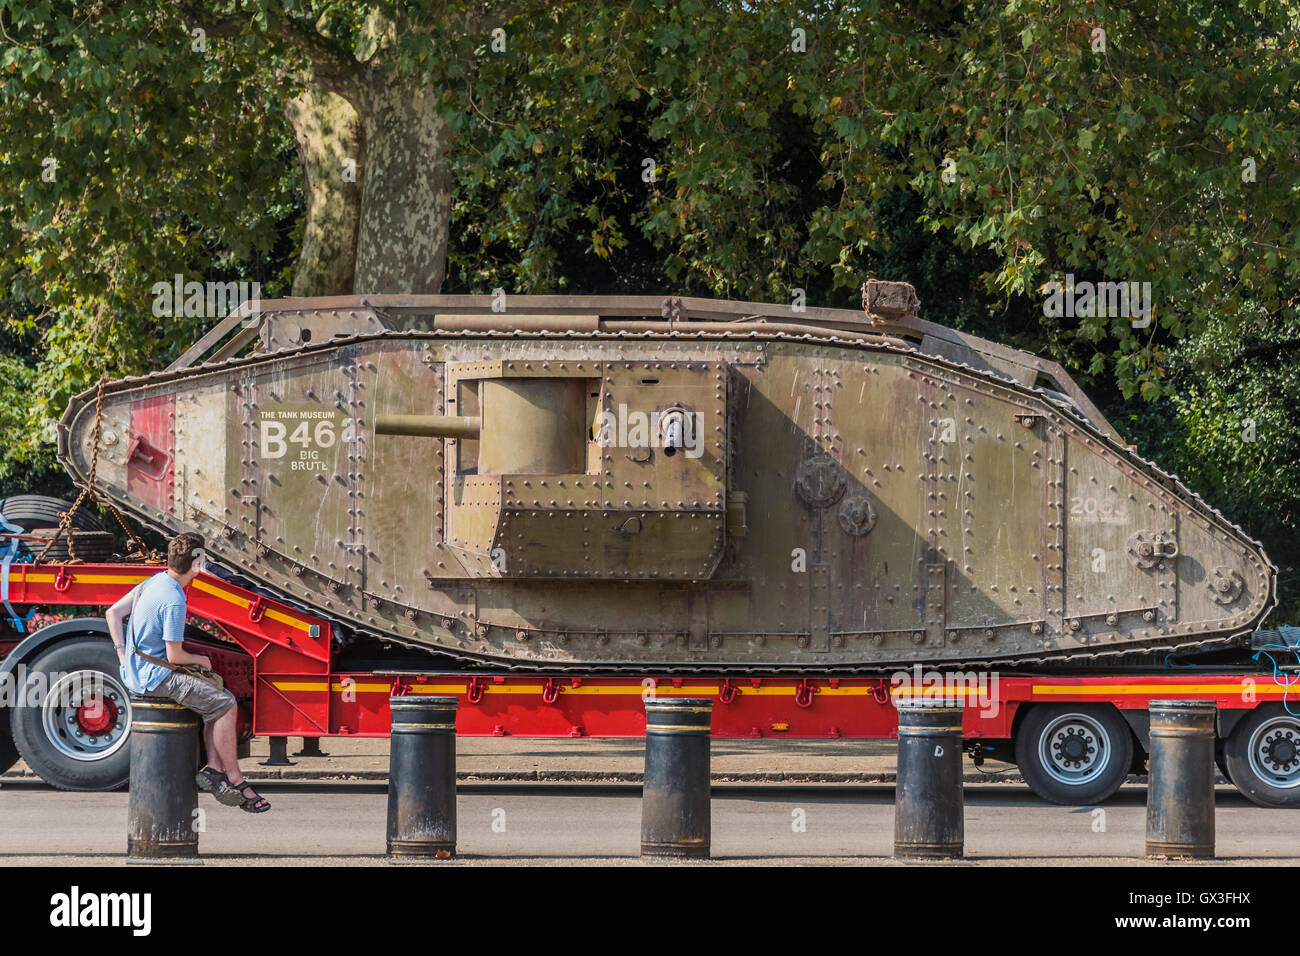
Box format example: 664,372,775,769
10,636,133,791
0,708,18,775
1015,704,1133,805
1215,744,1230,782
1223,705,1300,809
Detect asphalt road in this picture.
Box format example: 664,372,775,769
1,781,1296,865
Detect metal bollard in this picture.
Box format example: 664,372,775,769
894,697,964,860
387,696,458,860
641,697,712,858
1146,699,1216,859
127,698,200,860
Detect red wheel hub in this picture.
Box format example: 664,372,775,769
76,696,118,735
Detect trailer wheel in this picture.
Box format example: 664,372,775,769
1015,704,1133,805
1215,743,1230,782
0,708,18,775
10,636,132,791
1223,705,1300,808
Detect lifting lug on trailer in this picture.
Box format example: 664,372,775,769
541,678,562,705
794,680,816,709
718,679,737,704
466,676,487,704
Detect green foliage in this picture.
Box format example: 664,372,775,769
1115,310,1300,621
0,0,300,470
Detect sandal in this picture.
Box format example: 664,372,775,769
228,779,271,813
195,765,225,792
195,765,240,805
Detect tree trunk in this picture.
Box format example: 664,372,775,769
353,81,452,294
285,89,363,297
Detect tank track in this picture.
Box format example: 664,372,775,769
65,323,1279,674
324,619,1263,674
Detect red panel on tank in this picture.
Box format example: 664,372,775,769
127,394,175,513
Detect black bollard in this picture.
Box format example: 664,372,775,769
641,697,712,858
894,697,965,860
1146,699,1216,859
387,696,458,860
127,698,200,860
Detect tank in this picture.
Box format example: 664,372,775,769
56,280,1276,671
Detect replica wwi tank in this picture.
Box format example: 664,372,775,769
57,280,1276,672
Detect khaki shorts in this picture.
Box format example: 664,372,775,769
146,672,236,725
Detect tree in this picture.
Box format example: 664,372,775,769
1119,310,1300,620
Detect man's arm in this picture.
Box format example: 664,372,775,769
160,602,211,669
105,591,134,666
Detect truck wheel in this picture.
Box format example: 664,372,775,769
1015,704,1133,805
10,636,133,791
1215,743,1230,782
0,708,18,775
1223,705,1300,808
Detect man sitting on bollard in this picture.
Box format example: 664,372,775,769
106,531,270,813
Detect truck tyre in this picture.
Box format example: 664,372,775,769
1,495,105,532
1223,704,1300,808
10,636,133,791
1215,743,1230,782
1015,704,1133,805
0,708,18,775
18,529,117,563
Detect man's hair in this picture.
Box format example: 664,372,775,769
167,532,206,574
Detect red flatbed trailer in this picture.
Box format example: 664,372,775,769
2,561,1298,807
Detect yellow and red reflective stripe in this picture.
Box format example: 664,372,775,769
1031,682,1287,696
266,678,1293,700
191,577,314,633
19,569,317,635
20,572,150,586
270,681,894,697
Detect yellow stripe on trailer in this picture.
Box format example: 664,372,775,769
21,572,150,586
1032,683,1269,696
269,681,897,697
270,682,398,693
192,578,315,633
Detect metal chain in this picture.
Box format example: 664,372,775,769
35,378,164,565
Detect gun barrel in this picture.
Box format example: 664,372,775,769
375,414,481,439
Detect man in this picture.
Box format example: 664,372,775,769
105,532,270,813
